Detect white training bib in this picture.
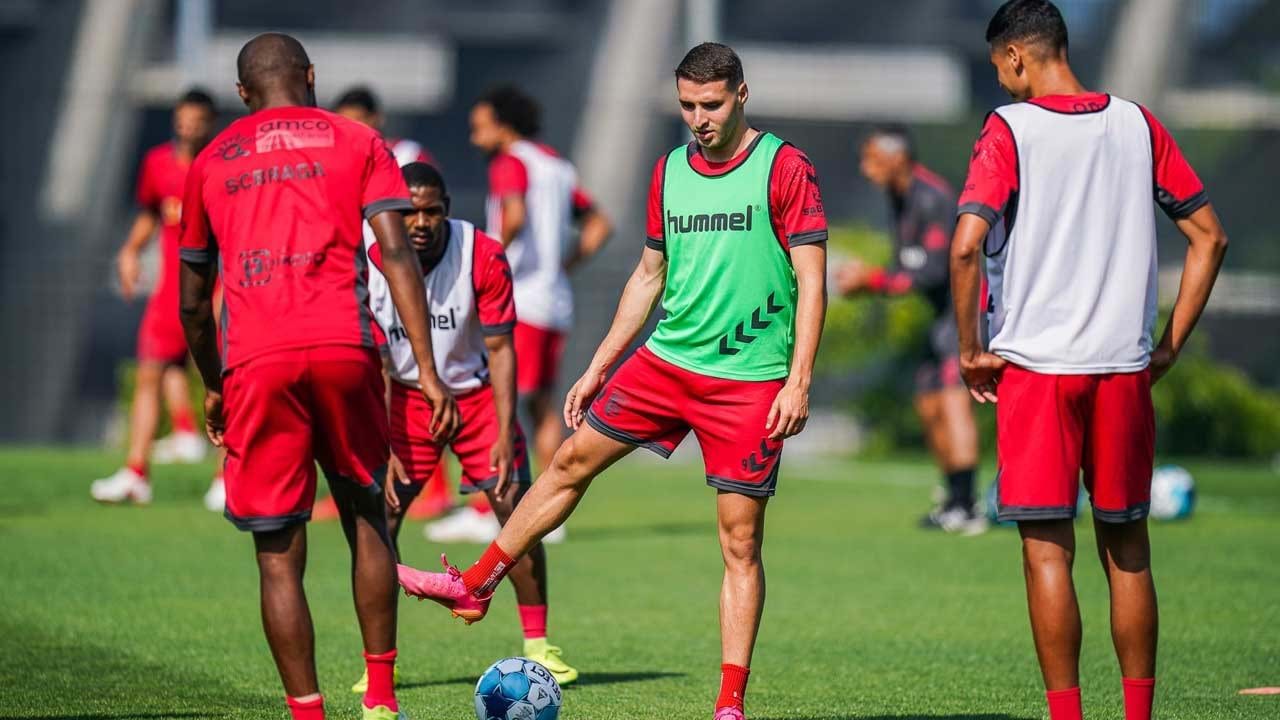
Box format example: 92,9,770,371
366,218,491,392
986,95,1158,374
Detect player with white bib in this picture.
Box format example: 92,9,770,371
362,163,579,688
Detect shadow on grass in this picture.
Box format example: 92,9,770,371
569,521,707,541
758,715,1034,720
400,670,685,691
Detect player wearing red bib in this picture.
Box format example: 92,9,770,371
178,34,458,720
951,4,1228,720
91,89,220,508
398,44,828,720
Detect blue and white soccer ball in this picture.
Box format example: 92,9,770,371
475,657,562,720
1150,465,1195,520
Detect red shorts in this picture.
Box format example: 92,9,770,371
586,346,785,497
389,382,530,498
514,322,567,394
996,364,1154,523
136,294,188,365
221,346,388,531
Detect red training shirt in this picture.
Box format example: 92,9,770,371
179,106,413,370
136,142,192,307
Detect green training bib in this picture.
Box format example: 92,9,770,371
646,132,796,381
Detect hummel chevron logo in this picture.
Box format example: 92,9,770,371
758,439,779,459
718,292,788,355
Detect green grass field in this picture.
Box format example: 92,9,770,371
1,448,1277,719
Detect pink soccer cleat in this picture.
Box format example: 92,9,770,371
397,554,492,624
714,708,745,720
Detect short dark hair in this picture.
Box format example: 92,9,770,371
477,85,541,138
986,0,1069,58
335,86,379,114
402,162,446,196
674,42,744,87
864,124,914,161
177,87,215,113
236,32,310,91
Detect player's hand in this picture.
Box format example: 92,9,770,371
383,453,410,513
766,379,810,440
1149,344,1178,385
203,390,225,447
419,372,460,441
834,259,869,296
563,365,607,430
960,351,1007,404
117,250,142,300
489,431,515,497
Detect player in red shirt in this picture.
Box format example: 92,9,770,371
178,34,458,720
835,126,984,534
470,85,614,474
91,89,218,508
399,43,827,720
951,4,1228,720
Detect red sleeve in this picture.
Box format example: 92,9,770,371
644,155,666,250
487,153,528,199
362,132,413,218
177,154,213,262
958,112,1019,226
472,231,517,335
135,150,161,211
768,145,827,249
571,186,595,218
1139,105,1208,219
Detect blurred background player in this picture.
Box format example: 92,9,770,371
397,42,827,720
361,162,577,688
91,88,224,510
834,126,984,534
425,84,613,542
178,33,458,720
313,84,452,523
334,86,436,168
952,2,1228,719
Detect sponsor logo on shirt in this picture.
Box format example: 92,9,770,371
215,133,253,161
255,118,335,153
386,308,458,342
237,248,327,288
224,161,326,195
666,204,756,235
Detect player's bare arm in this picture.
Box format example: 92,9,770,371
369,210,460,440
116,210,159,300
178,257,223,445
1151,204,1229,383
563,245,667,428
563,205,613,272
767,243,826,440
498,194,527,248
484,331,519,497
379,353,411,512
951,212,1005,404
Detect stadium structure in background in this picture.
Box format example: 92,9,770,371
0,0,1276,443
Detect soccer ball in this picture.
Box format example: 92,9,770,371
474,657,562,720
1149,465,1195,520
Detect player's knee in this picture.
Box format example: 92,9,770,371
547,435,590,484
721,527,763,569
1101,531,1151,573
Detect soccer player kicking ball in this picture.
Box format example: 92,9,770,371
178,33,458,720
398,42,828,720
951,3,1228,720
357,162,578,687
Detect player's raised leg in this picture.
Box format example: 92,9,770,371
715,491,767,718
399,423,632,621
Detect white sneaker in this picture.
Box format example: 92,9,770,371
90,468,152,505
203,477,225,512
152,431,207,464
543,523,567,544
423,506,500,544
